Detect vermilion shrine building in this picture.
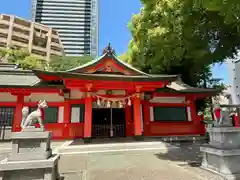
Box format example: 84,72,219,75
0,45,219,141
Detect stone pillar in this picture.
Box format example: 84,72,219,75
12,94,24,132
133,93,142,140
84,92,92,143
46,28,52,62
28,23,34,53
6,15,14,47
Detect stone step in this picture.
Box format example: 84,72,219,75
148,135,207,142
58,141,178,154
57,136,207,154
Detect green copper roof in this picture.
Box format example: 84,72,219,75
33,70,179,82
67,44,149,76
0,63,63,88
0,68,39,87
167,78,221,93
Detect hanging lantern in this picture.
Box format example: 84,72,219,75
97,97,101,106
112,100,116,108
119,101,123,108
107,100,111,108
128,98,131,106
101,99,105,107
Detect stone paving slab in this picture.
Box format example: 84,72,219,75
88,168,200,180
61,171,84,180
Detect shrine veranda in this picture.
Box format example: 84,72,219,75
0,45,219,140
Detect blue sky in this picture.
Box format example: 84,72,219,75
0,0,228,82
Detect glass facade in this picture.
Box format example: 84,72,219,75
32,0,99,57
90,0,99,58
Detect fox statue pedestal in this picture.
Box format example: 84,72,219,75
201,106,240,180
0,128,60,180
8,128,52,161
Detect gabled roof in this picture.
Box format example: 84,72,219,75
166,78,221,93
0,63,40,87
32,70,179,82
0,63,63,88
0,47,222,95
67,43,149,76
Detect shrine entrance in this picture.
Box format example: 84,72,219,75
92,107,126,138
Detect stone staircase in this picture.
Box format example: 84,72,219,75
57,136,207,155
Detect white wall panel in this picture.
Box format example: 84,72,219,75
150,96,186,103
58,106,64,123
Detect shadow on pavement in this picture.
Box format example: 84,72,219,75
70,137,139,145
154,141,205,167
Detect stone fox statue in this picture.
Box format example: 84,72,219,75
21,100,48,129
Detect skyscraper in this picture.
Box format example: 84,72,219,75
32,0,99,57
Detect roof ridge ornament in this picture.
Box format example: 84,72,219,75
102,43,115,55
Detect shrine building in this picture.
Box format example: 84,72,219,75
0,45,219,141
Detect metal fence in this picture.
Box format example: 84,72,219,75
92,124,125,138
0,107,15,140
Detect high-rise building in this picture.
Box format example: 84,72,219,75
0,14,64,61
228,56,240,104
32,0,99,57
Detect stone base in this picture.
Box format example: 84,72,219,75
0,155,60,180
83,137,92,144
9,130,52,161
8,150,52,161
201,165,240,180
207,127,240,149
201,145,240,179
21,127,45,132
134,135,144,141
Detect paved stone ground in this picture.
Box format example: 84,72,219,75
58,141,227,180
155,142,226,180
0,140,227,180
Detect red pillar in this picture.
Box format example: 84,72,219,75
189,99,205,135
143,100,150,136
84,93,92,142
13,94,24,132
64,100,71,123
133,94,142,139
63,100,71,138
125,106,133,137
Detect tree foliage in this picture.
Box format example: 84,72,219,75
0,47,46,70
20,55,46,70
0,47,7,62
7,48,30,64
48,55,92,71
0,47,93,71
127,0,240,87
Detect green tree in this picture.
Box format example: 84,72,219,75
7,47,30,64
127,0,240,87
0,47,46,70
49,55,92,71
118,53,130,63
20,55,46,70
0,47,7,62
